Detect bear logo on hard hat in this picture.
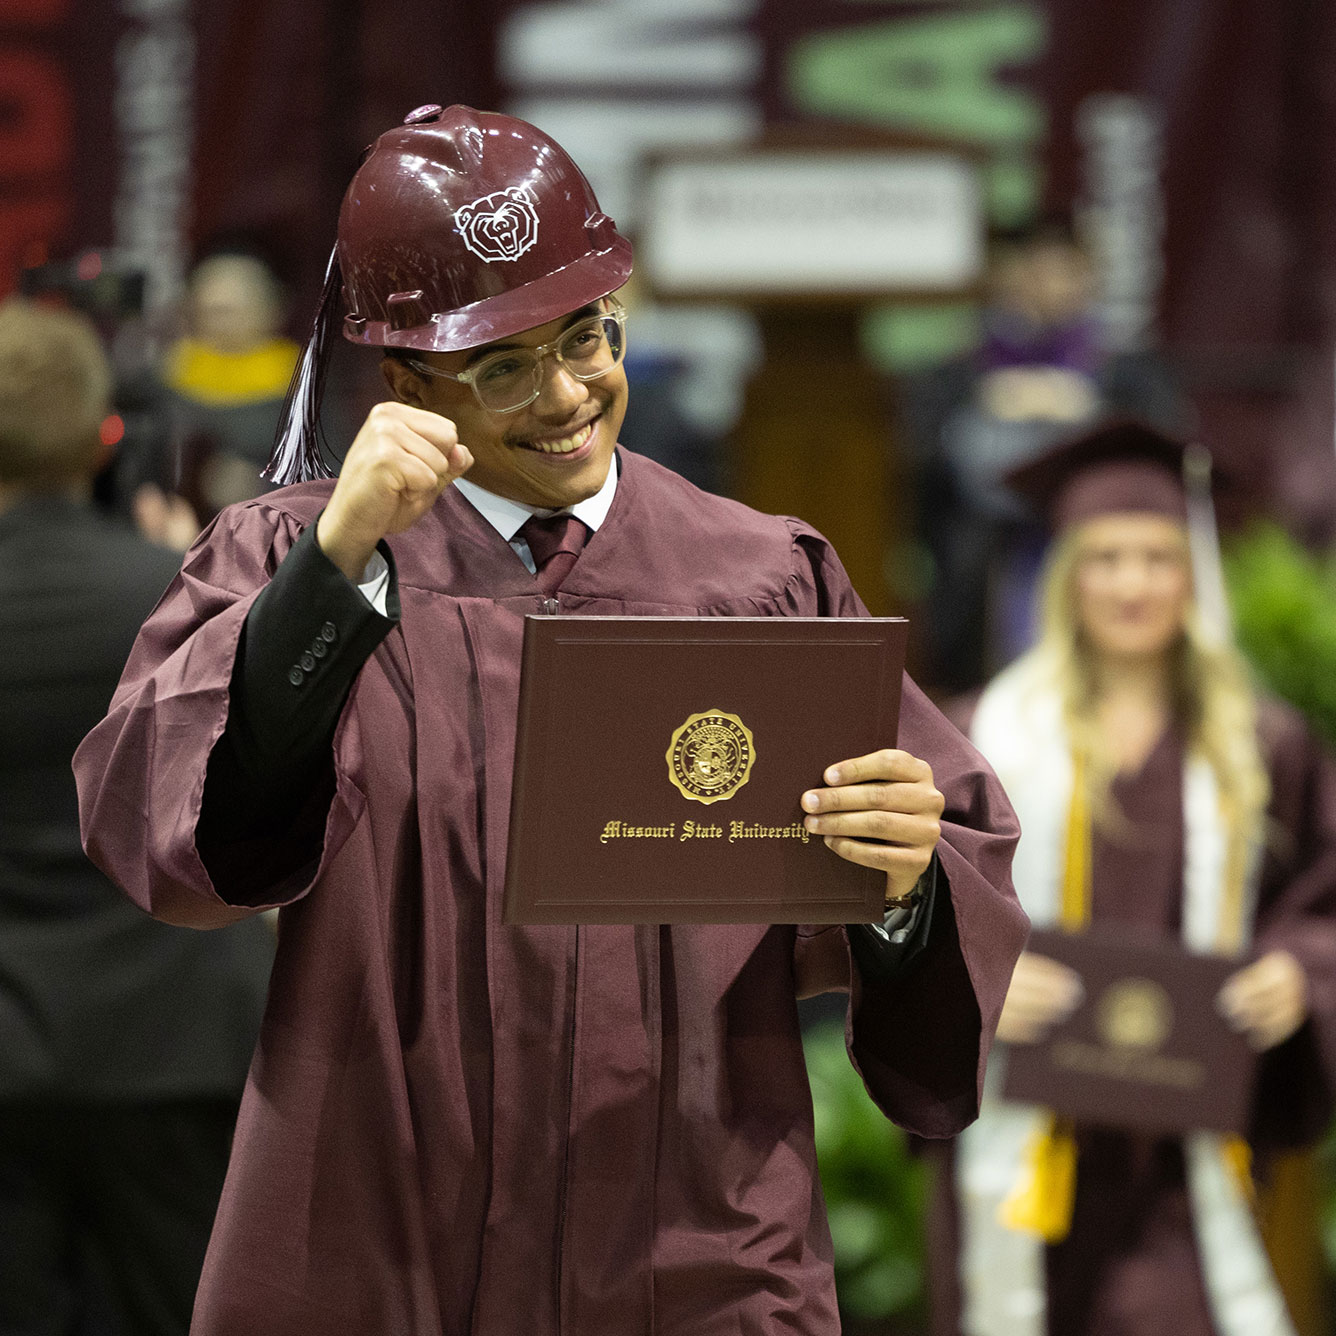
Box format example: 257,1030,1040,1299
454,188,540,263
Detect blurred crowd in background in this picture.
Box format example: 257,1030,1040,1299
6,1,1336,1333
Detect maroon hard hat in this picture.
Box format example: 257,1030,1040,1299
264,103,633,484
338,103,633,353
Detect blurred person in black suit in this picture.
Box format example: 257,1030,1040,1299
902,218,1187,692
0,297,274,1336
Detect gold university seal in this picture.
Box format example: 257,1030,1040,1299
1096,978,1173,1052
666,710,756,805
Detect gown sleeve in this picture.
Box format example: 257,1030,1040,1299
790,525,1030,1138
1248,698,1336,1148
73,500,392,928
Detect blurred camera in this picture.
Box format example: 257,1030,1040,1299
18,253,146,323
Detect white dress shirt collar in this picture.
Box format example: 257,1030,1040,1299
453,458,618,543
355,457,617,609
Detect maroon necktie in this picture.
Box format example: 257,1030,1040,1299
518,513,589,594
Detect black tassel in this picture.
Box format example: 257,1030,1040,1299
264,246,342,485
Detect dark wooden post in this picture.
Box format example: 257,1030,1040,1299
732,308,894,614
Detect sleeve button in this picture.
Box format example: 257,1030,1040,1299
321,622,338,643
311,640,328,659
288,666,305,687
299,652,316,672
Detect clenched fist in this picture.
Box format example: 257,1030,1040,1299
317,402,473,580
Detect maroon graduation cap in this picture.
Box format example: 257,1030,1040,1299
1004,419,1195,533
1005,418,1234,642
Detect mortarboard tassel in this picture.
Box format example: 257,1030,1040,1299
263,245,342,485
1183,442,1232,649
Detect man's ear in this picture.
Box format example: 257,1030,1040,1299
381,355,424,407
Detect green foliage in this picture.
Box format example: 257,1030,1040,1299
1319,1128,1336,1273
1225,523,1336,1272
1225,523,1336,748
804,1019,927,1324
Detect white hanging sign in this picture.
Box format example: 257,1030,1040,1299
643,150,983,297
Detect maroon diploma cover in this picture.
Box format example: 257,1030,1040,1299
1001,928,1258,1135
503,616,908,925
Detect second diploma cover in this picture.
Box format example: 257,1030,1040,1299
1001,928,1258,1135
503,616,908,924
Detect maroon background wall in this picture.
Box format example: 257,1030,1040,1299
7,0,1336,533
1035,0,1336,536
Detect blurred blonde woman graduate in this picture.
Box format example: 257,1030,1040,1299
932,422,1336,1336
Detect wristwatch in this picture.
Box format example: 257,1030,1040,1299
847,857,938,986
884,883,924,914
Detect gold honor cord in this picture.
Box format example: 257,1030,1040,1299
1217,810,1250,958
1218,800,1256,1200
1059,751,1093,931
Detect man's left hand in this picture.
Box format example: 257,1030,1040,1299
801,750,945,904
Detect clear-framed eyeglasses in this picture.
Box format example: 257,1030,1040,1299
403,300,628,414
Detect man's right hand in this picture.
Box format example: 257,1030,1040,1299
996,950,1084,1045
316,402,473,581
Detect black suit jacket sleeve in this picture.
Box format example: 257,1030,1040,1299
197,523,398,875
846,854,942,986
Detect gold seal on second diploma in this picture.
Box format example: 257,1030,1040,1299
1096,978,1174,1052
666,710,756,805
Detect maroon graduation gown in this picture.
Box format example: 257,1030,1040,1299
75,450,1026,1336
929,701,1336,1336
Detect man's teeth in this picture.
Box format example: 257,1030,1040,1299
529,422,594,454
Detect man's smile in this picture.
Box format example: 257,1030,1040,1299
513,415,599,457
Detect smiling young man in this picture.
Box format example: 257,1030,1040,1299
74,105,1026,1336
385,301,625,501
316,298,631,583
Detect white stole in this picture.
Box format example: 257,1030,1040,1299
958,655,1291,1336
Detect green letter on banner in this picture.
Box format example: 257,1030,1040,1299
788,6,1048,149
